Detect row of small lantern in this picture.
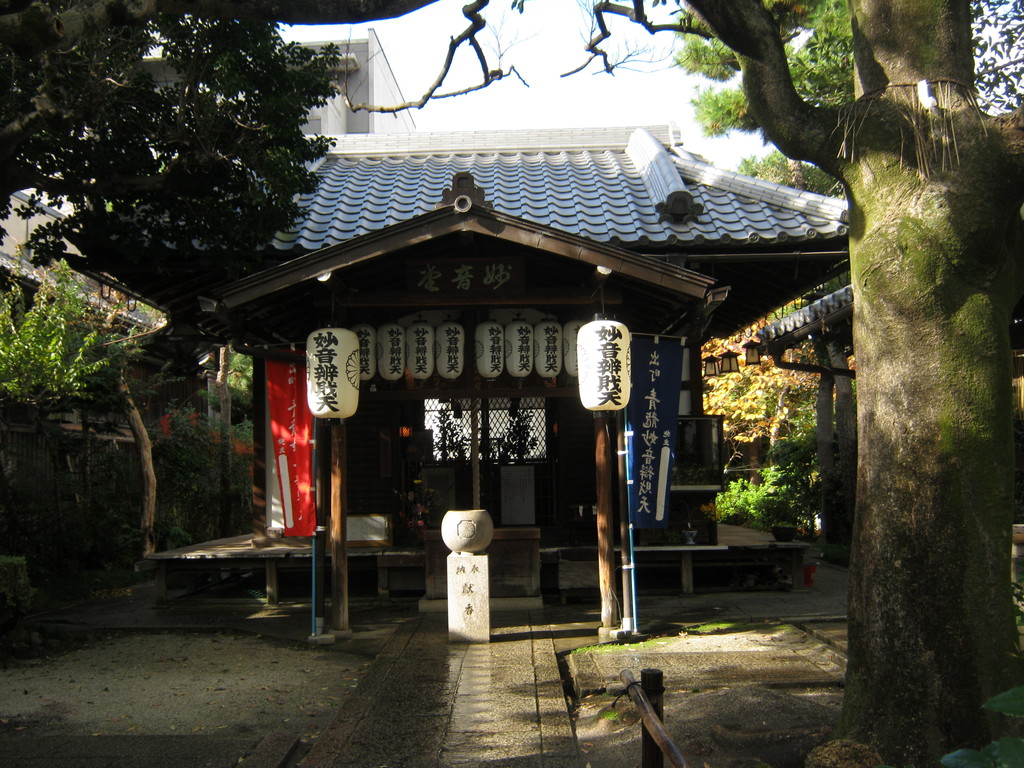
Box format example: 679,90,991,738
347,319,588,384
304,318,633,421
703,342,762,376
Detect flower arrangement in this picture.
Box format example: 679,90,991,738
395,480,444,543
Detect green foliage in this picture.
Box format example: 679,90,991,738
678,0,853,140
973,1,1024,114
0,556,35,615
0,262,109,408
4,17,338,275
738,151,843,197
151,408,253,546
692,86,757,137
941,687,1024,767
817,541,851,567
1013,418,1024,522
713,432,819,533
0,429,144,592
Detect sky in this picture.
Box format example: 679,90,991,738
282,0,770,170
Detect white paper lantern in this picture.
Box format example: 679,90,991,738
306,327,359,419
376,322,405,382
405,321,435,380
351,323,376,381
533,320,562,378
435,322,465,380
504,320,533,378
562,319,585,377
576,318,631,411
475,321,504,379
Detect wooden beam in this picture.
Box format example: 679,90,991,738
326,287,623,307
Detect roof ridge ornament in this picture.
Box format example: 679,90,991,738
436,171,490,211
625,127,702,224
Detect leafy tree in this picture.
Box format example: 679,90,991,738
702,327,818,457
0,262,108,407
653,0,1024,762
0,261,151,588
738,151,843,196
1,15,338,275
678,0,853,137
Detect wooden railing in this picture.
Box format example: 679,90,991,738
619,668,689,768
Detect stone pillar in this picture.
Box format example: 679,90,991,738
447,553,490,643
441,509,494,644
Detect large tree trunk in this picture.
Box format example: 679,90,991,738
813,337,841,541
121,375,157,555
838,155,1024,762
830,341,856,545
682,0,1024,759
216,345,233,538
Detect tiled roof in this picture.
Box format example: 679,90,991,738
759,285,854,345
272,126,848,253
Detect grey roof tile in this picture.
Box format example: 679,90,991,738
273,126,848,252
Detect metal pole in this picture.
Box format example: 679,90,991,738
617,411,635,635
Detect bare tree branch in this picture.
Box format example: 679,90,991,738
563,0,711,77
342,0,520,114
0,0,446,59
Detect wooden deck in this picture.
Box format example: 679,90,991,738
139,534,410,604
138,525,810,603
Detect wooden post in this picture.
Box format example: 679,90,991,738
314,419,329,637
595,413,618,630
330,419,350,636
641,668,666,768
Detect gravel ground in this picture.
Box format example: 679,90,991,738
0,631,371,744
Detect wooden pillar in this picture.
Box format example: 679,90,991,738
330,420,350,635
251,358,268,536
595,413,618,630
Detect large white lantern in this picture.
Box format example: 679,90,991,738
533,320,562,379
351,323,376,381
505,320,533,378
306,327,360,419
435,322,465,380
475,321,504,379
576,318,631,411
562,319,585,377
376,322,405,382
405,321,435,380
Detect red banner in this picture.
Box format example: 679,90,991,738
266,358,315,537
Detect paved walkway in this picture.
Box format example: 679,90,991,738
301,611,584,767
5,562,848,767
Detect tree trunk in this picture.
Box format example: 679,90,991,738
813,337,839,542
838,162,1024,763
216,345,233,537
830,341,856,545
121,375,157,555
684,0,1024,762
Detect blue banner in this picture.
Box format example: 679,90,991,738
625,336,685,529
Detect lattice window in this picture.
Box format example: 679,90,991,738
425,397,547,462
